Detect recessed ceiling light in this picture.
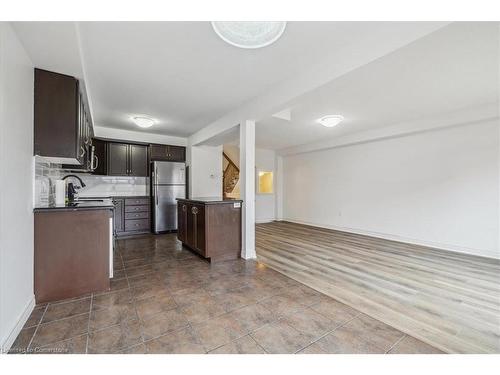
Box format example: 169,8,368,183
132,116,155,128
317,115,344,128
211,21,287,49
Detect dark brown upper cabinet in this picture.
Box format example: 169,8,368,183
150,144,185,162
129,144,149,176
107,143,128,176
107,142,148,177
91,138,107,175
34,68,93,166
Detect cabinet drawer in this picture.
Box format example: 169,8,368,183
125,211,150,220
125,198,149,206
125,219,150,231
124,205,150,213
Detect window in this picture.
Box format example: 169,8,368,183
257,170,274,194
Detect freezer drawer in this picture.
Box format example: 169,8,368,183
153,185,185,232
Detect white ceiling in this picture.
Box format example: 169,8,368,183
12,21,447,139
256,22,499,150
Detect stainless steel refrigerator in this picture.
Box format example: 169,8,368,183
151,161,186,233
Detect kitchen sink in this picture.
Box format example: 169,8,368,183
75,199,105,202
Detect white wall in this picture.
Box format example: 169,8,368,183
222,145,277,223
283,120,500,259
0,23,35,352
189,145,223,198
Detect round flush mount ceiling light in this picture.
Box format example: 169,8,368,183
317,115,345,128
132,116,155,128
211,21,287,49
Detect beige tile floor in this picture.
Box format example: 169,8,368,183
10,234,443,354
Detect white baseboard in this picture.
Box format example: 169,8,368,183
283,218,499,260
255,218,275,224
0,295,35,353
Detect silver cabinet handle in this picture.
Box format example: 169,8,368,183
79,146,85,158
182,205,186,212
93,155,99,171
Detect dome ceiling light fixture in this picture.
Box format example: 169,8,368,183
132,116,155,128
317,115,345,128
211,21,287,49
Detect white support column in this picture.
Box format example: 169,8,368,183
239,120,256,259
275,155,284,221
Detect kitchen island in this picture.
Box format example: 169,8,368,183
176,197,242,262
34,201,114,303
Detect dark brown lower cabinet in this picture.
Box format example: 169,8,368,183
113,196,151,237
187,203,206,256
177,198,242,262
113,198,124,233
34,209,111,303
177,203,187,243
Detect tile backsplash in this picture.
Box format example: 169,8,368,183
34,157,63,206
34,156,149,206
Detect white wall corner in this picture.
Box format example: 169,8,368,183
0,23,35,355
0,295,35,353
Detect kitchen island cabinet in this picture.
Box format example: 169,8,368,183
177,198,242,262
34,206,113,303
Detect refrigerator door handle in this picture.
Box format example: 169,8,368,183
155,184,158,205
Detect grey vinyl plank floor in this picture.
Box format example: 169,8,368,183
256,221,500,354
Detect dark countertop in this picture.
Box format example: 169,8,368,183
34,200,114,212
78,195,150,199
176,197,243,205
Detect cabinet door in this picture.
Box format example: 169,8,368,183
77,90,87,165
186,203,194,248
168,146,186,162
34,69,81,162
113,199,125,233
150,144,168,161
129,144,149,177
107,143,129,176
92,138,107,175
177,202,187,243
150,144,185,162
192,204,206,256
